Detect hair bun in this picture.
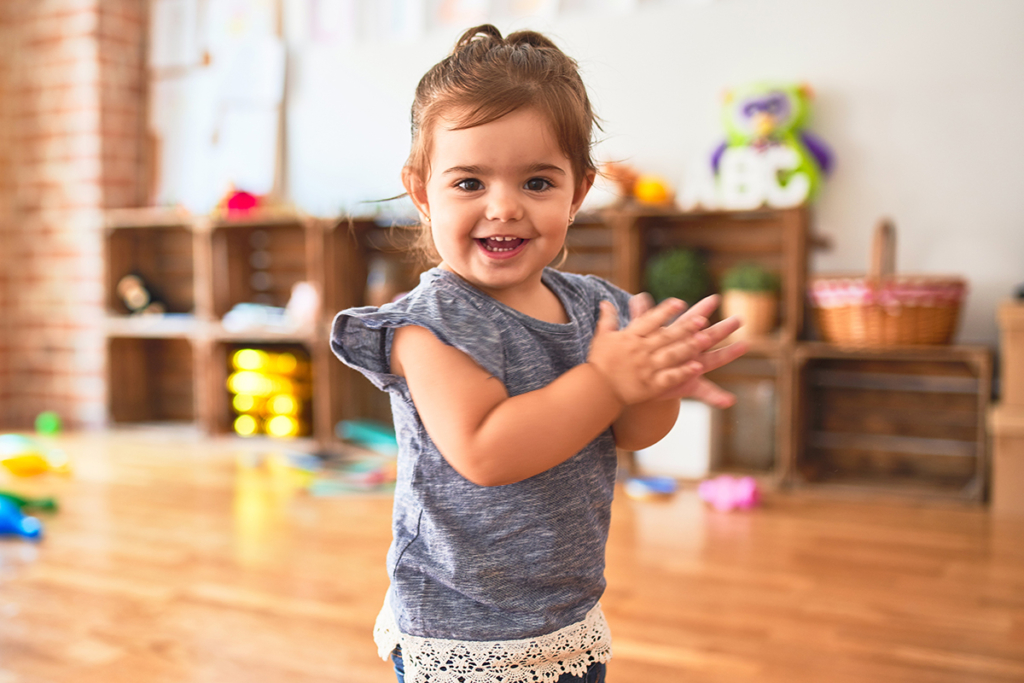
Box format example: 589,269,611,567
505,30,558,50
454,24,503,51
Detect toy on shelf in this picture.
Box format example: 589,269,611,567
698,475,761,511
601,162,640,200
601,162,674,207
684,82,833,211
0,498,43,541
223,189,261,218
0,434,71,477
228,348,312,438
117,273,167,315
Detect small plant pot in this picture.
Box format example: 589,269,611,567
722,290,778,339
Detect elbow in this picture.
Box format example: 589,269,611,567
614,433,663,452
441,448,513,488
613,422,675,452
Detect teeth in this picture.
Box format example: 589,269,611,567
480,236,523,252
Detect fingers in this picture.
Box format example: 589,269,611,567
696,339,749,374
689,377,737,409
596,300,620,334
654,361,703,393
702,315,743,347
627,297,686,337
679,294,720,323
629,292,654,321
652,327,711,368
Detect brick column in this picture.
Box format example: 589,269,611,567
0,0,146,431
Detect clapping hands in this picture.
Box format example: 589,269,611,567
587,293,748,409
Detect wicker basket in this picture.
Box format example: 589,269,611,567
808,219,967,347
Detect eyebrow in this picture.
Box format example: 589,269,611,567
441,163,568,176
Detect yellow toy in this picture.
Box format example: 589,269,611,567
0,434,71,476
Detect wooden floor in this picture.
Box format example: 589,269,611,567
1,429,1022,683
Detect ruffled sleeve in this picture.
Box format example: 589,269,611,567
330,271,506,393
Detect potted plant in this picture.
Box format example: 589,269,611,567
644,248,712,307
720,262,781,339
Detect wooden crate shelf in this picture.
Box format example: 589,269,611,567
603,205,810,341
103,208,335,445
102,205,996,500
108,336,196,424
791,343,992,500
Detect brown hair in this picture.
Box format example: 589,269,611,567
405,25,599,264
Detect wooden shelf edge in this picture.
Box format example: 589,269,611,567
208,324,320,345
105,207,194,229
794,341,993,362
105,314,200,338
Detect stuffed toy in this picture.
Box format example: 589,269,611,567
710,83,833,209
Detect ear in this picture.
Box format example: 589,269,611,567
402,167,430,219
570,169,597,216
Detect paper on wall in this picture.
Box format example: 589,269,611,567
214,106,280,196
151,69,224,212
217,35,286,105
150,0,201,69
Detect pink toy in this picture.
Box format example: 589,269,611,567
698,475,760,511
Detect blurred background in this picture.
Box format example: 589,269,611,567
0,0,1022,433
1,3,1023,682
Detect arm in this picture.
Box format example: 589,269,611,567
392,298,703,487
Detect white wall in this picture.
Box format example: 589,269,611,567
286,0,1024,345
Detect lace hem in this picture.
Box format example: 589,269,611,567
373,595,612,683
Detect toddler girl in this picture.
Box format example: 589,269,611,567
332,25,747,683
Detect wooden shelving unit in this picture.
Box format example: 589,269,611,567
602,205,811,483
603,204,992,499
103,208,335,445
103,205,993,499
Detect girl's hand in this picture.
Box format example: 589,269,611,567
587,297,708,406
627,292,748,408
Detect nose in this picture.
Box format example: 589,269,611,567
485,184,523,223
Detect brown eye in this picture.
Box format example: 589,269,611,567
456,178,483,192
525,178,552,192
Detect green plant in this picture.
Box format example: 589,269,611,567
644,248,712,304
721,262,781,293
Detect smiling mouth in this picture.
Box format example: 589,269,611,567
478,237,526,253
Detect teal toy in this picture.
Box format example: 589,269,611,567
712,82,833,205
336,419,398,456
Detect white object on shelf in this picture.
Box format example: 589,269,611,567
634,400,712,479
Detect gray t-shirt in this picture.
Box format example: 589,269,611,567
331,267,632,642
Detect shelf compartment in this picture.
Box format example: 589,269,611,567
604,207,809,341
707,352,785,475
210,220,310,318
212,341,314,438
108,337,195,423
106,224,194,315
792,343,992,499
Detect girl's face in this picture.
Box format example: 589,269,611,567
404,107,593,305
